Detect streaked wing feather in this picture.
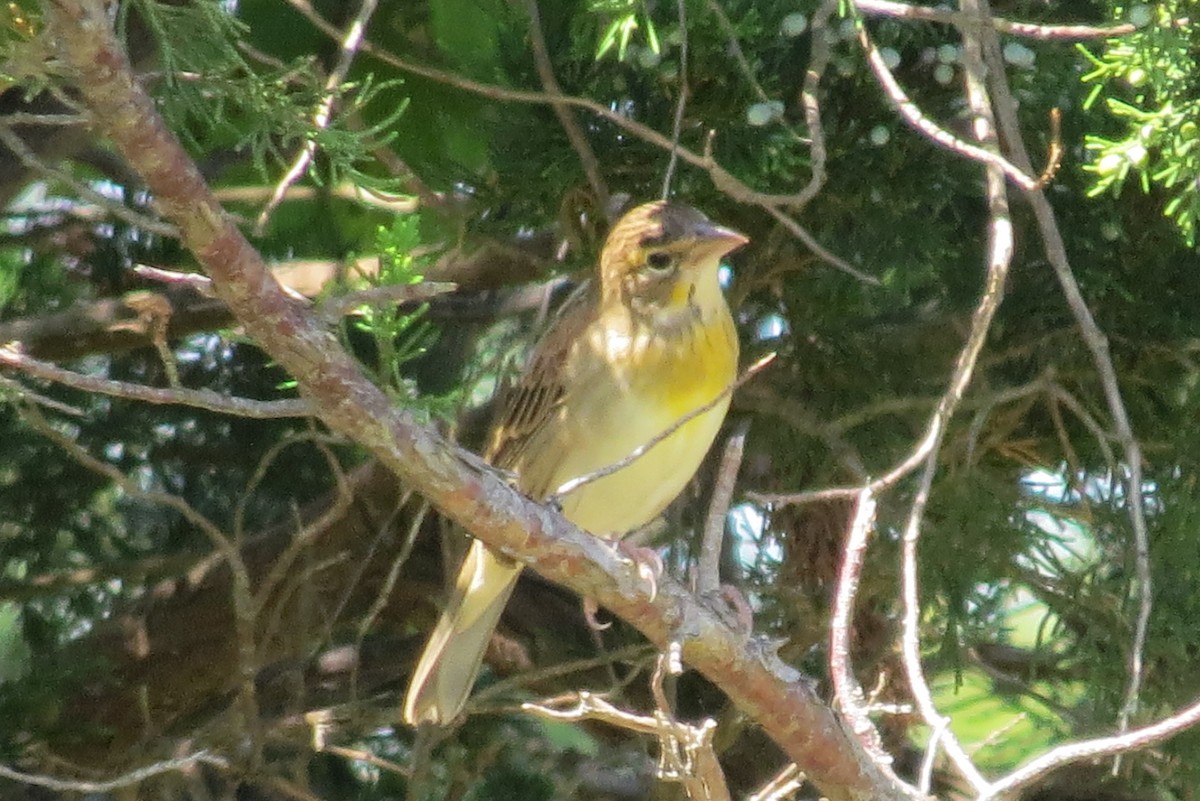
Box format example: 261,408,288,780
484,281,598,478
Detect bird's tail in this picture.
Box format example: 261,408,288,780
402,539,522,725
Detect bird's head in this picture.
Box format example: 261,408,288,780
598,201,748,314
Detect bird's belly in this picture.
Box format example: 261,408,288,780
553,392,731,535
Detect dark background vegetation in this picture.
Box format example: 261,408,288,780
1,0,1198,798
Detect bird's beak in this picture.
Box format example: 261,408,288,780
690,222,749,260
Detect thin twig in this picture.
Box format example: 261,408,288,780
240,433,350,592
980,694,1200,800
746,763,805,801
0,753,227,793
254,0,380,234
735,383,869,479
757,202,879,285
0,112,89,125
848,5,1039,190
0,121,178,237
748,484,862,507
352,500,429,692
702,0,828,203
964,371,1051,464
551,353,775,500
696,420,750,596
828,488,897,765
0,373,86,417
134,261,456,320
890,0,1012,790
316,281,457,321
660,0,688,199
748,372,1120,508
322,745,412,778
1047,381,1117,471
525,0,608,210
330,486,417,662
702,0,772,106
0,346,316,419
216,182,420,211
18,403,264,760
919,716,950,793
522,682,731,801
133,264,217,293
468,643,655,711
855,0,1136,40
283,0,872,280
971,0,1154,740
791,0,839,207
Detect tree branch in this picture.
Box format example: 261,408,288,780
0,346,316,418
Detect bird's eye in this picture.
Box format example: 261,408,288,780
645,250,675,273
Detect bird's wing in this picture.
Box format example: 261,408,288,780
484,280,598,490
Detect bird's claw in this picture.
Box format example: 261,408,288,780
583,597,610,631
616,541,664,602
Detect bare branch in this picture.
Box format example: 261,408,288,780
315,281,457,321
254,0,380,234
757,195,879,285
829,489,898,766
847,5,1039,190
971,0,1155,740
0,111,89,125
702,0,832,207
890,0,1014,790
0,345,316,419
525,0,608,210
523,664,732,801
0,752,227,793
748,484,862,507
660,0,689,199
0,373,86,416
856,0,1137,40
321,744,412,778
695,420,750,597
133,264,217,293
747,763,806,801
793,0,839,207
982,695,1200,799
0,121,179,237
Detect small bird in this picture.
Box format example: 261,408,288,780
402,200,746,726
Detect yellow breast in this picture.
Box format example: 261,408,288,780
549,276,739,535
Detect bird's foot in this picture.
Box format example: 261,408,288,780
582,597,610,631
615,541,664,602
582,541,664,630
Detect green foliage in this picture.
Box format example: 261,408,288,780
931,669,1070,772
343,215,457,419
0,602,29,684
0,248,26,311
591,0,660,61
127,0,407,191
0,0,42,89
428,0,507,76
1080,1,1200,245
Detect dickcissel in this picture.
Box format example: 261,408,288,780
402,200,746,725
